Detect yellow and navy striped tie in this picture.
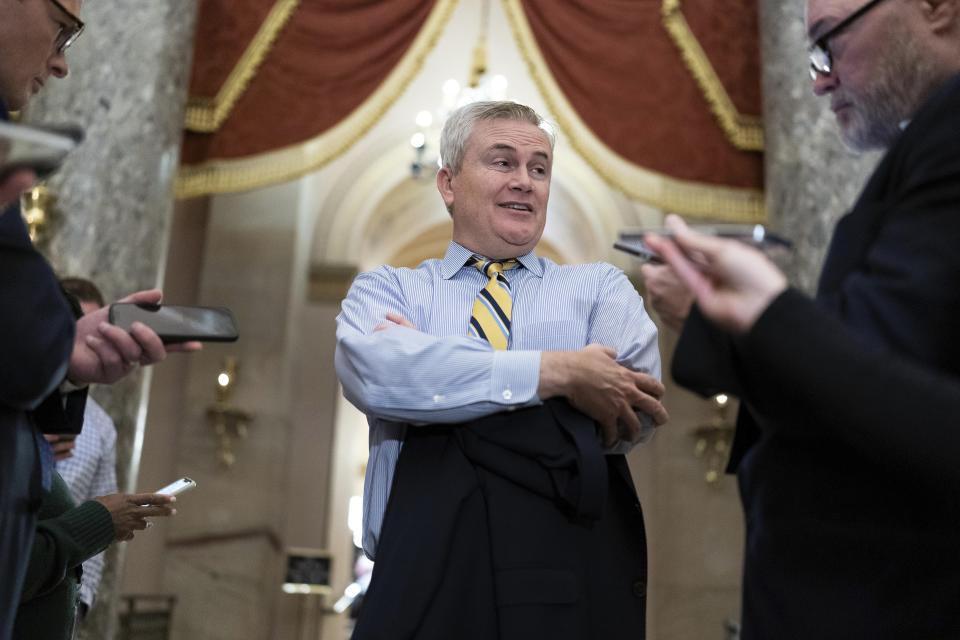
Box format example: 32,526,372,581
468,256,520,350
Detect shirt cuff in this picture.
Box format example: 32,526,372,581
489,350,541,405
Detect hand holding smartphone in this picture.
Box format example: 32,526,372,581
136,478,195,511
0,120,83,180
615,224,792,263
108,303,239,344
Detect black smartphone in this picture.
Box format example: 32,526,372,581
108,303,239,344
0,120,83,180
613,240,664,264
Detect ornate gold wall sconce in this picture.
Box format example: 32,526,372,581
206,356,253,468
20,185,57,244
691,394,736,485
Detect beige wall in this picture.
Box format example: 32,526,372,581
635,329,744,640
122,197,208,595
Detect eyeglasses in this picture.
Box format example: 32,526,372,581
808,0,887,80
47,0,84,54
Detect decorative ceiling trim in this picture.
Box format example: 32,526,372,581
501,0,765,222
185,0,301,133
661,0,764,151
175,0,459,199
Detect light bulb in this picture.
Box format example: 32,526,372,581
442,79,460,96
490,74,508,98
415,110,433,128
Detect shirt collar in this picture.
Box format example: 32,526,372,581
440,241,544,279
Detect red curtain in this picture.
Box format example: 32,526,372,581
520,0,763,190
182,0,438,166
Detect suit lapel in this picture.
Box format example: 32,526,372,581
816,154,897,306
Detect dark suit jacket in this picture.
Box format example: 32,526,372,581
673,73,960,639
739,289,960,483
0,102,85,640
353,400,648,640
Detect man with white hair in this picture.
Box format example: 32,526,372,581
337,101,666,639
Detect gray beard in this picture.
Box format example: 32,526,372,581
839,37,939,152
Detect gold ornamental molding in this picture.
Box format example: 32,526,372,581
185,0,300,133
501,0,765,222
176,0,459,199
661,0,764,151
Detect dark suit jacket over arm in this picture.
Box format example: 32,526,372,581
353,400,648,640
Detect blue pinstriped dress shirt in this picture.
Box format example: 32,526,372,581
336,242,661,559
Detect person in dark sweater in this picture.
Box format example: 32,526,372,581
13,475,175,640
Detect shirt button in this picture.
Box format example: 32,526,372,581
433,394,445,403
502,390,513,400
632,580,646,598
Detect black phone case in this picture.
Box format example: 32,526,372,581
108,303,239,344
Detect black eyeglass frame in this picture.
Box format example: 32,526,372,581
46,0,85,54
808,0,887,80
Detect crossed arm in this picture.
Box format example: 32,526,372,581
335,268,668,447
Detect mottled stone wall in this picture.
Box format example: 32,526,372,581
758,0,880,292
23,3,199,638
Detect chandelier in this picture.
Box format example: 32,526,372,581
410,0,509,178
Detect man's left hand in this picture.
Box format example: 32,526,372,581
68,289,202,386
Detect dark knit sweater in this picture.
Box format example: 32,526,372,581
13,473,114,640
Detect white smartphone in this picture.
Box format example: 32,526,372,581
0,120,83,180
156,477,197,496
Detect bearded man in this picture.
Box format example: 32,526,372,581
640,0,960,637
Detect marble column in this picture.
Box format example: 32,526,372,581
758,0,880,291
23,3,199,639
